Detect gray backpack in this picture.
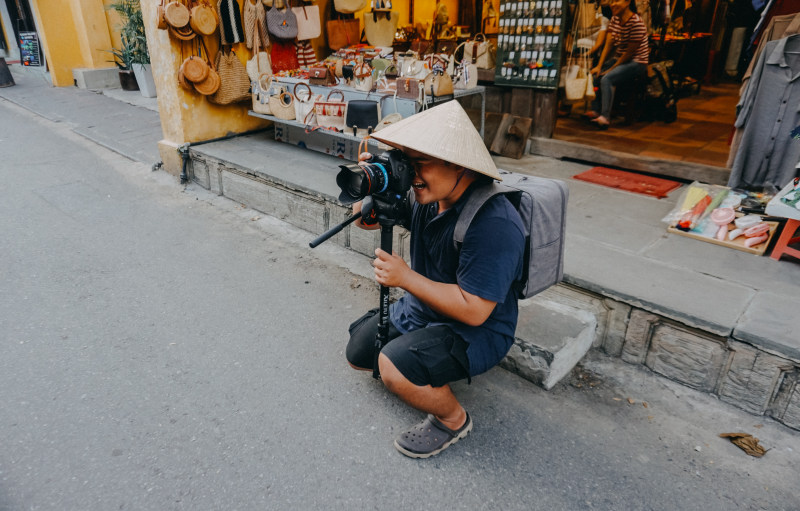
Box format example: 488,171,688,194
454,172,569,299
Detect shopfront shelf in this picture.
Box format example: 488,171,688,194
248,79,486,161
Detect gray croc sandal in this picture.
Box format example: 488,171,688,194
394,412,473,459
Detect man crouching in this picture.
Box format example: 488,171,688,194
346,101,526,458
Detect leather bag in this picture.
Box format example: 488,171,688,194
463,33,495,69
314,89,347,131
326,18,360,50
425,71,453,97
209,50,252,105
308,65,337,86
345,99,380,136
266,4,298,40
292,4,321,40
396,77,422,101
352,61,373,92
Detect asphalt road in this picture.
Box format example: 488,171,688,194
1,99,798,511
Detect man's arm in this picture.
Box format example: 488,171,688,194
372,248,496,326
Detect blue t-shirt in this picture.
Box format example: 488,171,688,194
390,183,526,376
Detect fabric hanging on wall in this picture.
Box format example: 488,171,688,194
219,0,245,45
295,40,317,67
728,35,800,190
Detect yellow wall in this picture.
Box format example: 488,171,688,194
29,0,118,86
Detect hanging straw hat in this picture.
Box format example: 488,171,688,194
370,101,502,181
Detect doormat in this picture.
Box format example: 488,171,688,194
573,167,681,198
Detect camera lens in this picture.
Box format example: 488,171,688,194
336,162,390,204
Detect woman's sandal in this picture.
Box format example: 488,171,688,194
394,412,473,459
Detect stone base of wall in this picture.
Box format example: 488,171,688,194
188,151,800,432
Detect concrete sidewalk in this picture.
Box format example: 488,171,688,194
3,64,799,431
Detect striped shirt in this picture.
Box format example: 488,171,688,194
609,13,649,64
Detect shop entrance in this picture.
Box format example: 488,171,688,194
551,0,768,172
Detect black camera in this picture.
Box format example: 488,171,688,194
335,150,414,206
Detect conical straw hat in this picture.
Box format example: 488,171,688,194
370,101,502,181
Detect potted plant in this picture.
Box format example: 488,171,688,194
108,0,156,97
108,43,138,91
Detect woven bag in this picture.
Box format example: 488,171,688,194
209,50,252,105
333,0,367,14
165,0,191,28
157,0,168,29
252,73,273,114
268,90,296,120
247,34,273,82
266,4,298,40
364,10,398,47
181,55,209,82
190,1,218,36
218,0,245,44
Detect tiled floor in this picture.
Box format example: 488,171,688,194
554,80,740,169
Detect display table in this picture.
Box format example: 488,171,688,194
248,78,486,160
766,180,800,262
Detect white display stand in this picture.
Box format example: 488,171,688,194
248,78,486,161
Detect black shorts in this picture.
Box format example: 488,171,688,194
345,308,470,387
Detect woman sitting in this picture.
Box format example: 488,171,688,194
586,0,649,128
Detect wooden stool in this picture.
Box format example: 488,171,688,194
770,219,800,262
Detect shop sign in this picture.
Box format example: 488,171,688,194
19,32,42,66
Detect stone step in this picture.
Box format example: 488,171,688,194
501,297,597,390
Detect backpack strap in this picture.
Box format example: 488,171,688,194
453,182,511,249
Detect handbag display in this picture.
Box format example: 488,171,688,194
266,4,298,40
453,60,478,90
564,65,588,101
424,71,454,97
352,61,373,92
247,34,273,82
181,55,209,83
192,50,221,95
333,0,367,14
252,73,274,114
364,10,398,47
190,1,218,36
314,89,347,131
308,65,337,86
295,40,318,67
218,0,245,45
209,49,252,105
293,82,323,124
326,18,360,50
270,39,299,72
269,90,296,119
345,99,380,136
463,33,495,69
243,0,269,49
165,0,191,29
396,77,422,101
292,3,321,40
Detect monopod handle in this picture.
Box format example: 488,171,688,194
309,211,362,248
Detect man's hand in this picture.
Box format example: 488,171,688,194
372,248,411,287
